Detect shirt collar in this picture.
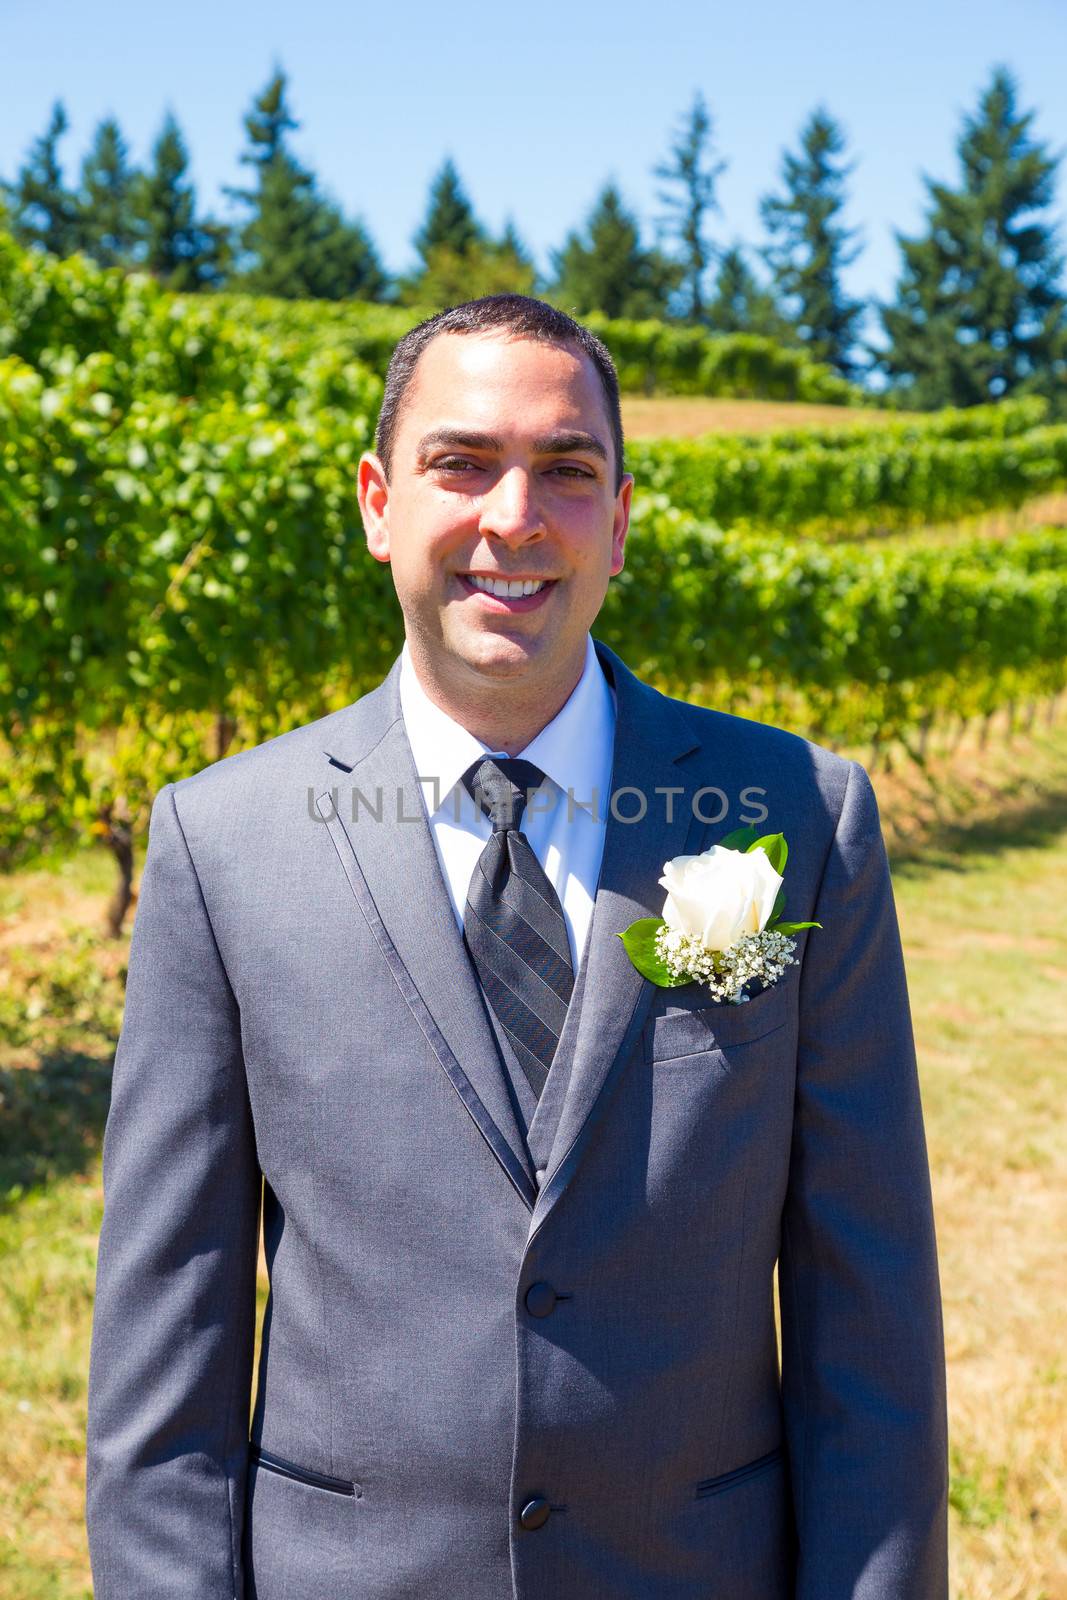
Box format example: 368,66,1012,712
398,634,615,820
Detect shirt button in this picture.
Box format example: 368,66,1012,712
519,1496,551,1530
535,1168,546,1188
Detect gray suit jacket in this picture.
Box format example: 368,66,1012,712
85,639,949,1599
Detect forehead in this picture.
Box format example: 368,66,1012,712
395,331,611,447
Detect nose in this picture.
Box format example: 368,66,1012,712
478,465,545,543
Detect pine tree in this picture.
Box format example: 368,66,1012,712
77,116,140,267
653,91,726,322
759,107,865,377
296,190,387,302
401,218,537,309
133,111,229,290
706,244,793,341
412,158,485,267
879,66,1067,408
5,101,81,256
228,69,387,300
499,217,535,279
399,241,533,310
550,182,683,320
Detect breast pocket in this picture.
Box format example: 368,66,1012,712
647,972,795,1064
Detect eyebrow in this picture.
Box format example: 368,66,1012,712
415,427,609,465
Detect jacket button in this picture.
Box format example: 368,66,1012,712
524,1281,558,1318
519,1496,551,1530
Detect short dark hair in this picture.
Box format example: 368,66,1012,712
374,294,626,492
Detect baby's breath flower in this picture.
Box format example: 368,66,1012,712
654,924,798,1004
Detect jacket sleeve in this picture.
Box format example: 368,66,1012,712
86,781,262,1598
778,758,949,1598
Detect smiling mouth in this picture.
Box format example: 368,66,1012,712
454,572,558,613
462,573,553,598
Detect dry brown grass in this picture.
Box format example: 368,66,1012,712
620,395,908,438
878,717,1067,1600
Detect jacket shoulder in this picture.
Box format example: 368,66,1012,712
165,677,393,815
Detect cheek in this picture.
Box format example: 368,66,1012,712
559,507,617,569
386,506,468,588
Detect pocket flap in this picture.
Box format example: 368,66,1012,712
649,973,794,1060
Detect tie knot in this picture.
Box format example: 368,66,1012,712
463,757,547,832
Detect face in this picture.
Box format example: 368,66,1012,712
358,332,632,695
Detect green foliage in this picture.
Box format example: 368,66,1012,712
3,102,81,259
0,227,857,407
693,332,854,404
752,832,787,875
879,66,1067,409
226,70,386,301
627,416,1067,535
0,239,389,862
202,290,423,378
401,161,541,309
0,234,265,406
2,231,1063,873
77,117,138,269
653,92,726,322
759,107,865,378
133,111,229,291
549,182,684,321
617,917,687,987
412,156,485,265
182,284,858,404
706,244,793,342
599,496,1067,744
569,316,856,402
399,232,537,310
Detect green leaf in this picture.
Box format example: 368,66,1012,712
770,919,822,936
718,825,760,851
617,918,689,987
769,886,786,924
749,832,787,875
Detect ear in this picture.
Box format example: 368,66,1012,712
358,452,391,562
609,473,634,576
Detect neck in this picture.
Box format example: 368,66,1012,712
406,640,588,756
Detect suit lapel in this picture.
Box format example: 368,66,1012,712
314,660,538,1210
529,640,703,1240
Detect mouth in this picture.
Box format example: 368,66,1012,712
456,572,557,611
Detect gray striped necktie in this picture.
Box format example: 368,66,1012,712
462,757,575,1101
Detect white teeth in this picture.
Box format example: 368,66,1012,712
468,575,547,598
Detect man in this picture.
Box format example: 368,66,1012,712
85,295,949,1598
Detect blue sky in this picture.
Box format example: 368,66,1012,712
2,0,1065,311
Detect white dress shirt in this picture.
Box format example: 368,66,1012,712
398,634,616,974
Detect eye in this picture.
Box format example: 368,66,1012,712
433,456,478,472
549,463,596,479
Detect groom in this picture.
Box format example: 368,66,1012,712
86,294,949,1598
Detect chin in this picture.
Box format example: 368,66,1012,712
459,630,546,678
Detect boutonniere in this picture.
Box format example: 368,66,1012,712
618,828,822,1004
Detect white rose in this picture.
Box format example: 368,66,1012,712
659,845,783,953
